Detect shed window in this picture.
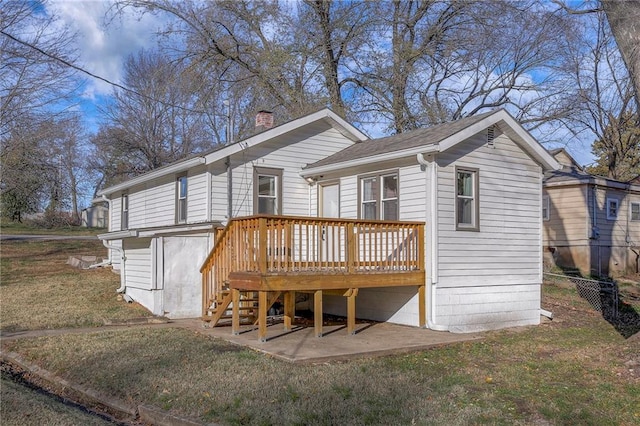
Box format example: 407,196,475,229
542,195,550,221
359,172,398,220
254,167,283,215
121,194,129,230
177,175,187,223
456,167,479,231
631,202,640,221
606,198,618,220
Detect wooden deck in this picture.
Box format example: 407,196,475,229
200,215,425,341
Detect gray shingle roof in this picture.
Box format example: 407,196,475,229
304,110,498,169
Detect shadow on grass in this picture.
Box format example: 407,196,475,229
568,273,640,339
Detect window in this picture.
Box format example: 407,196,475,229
177,175,187,223
542,195,550,221
631,202,640,221
456,167,479,231
606,197,618,220
359,172,398,220
121,193,129,230
253,167,282,215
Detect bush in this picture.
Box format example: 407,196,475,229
27,210,80,228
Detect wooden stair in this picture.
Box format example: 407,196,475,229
202,289,259,326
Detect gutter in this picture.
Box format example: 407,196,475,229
97,157,206,196
302,144,440,178
416,153,448,331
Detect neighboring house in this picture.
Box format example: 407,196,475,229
81,202,108,228
97,108,559,334
543,149,640,277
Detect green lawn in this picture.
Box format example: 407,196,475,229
0,239,151,332
1,238,638,425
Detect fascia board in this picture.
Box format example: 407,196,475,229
137,223,219,238
545,178,640,192
438,110,561,172
98,230,138,240
300,144,440,177
97,157,206,197
204,109,368,166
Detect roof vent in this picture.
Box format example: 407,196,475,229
487,126,495,148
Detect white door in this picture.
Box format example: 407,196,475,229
320,183,340,262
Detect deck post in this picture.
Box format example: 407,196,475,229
284,291,295,331
231,288,240,335
258,217,267,274
314,290,323,337
258,290,268,342
418,284,426,328
347,223,355,273
347,288,358,335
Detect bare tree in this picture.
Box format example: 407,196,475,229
563,12,638,180
92,50,214,187
0,0,83,220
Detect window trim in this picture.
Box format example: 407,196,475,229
630,201,640,221
253,166,283,215
455,166,480,231
176,174,188,224
606,197,619,221
357,170,399,221
121,193,129,231
542,195,550,221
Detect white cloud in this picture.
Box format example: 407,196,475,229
48,0,164,98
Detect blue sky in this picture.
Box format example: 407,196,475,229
47,0,597,167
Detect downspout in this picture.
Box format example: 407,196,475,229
89,195,127,294
226,156,233,219
417,153,448,331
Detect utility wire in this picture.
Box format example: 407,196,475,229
1,29,211,115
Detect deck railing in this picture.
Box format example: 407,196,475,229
201,215,425,315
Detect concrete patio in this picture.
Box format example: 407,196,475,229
195,319,482,363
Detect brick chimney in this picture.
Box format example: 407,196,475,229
255,110,274,132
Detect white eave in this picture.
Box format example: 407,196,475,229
97,157,206,196
137,222,220,238
98,230,139,240
301,144,439,177
204,109,368,164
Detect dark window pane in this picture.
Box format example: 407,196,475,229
259,197,276,215
383,175,397,198
363,202,377,220
258,175,276,196
362,177,377,201
457,198,473,225
383,199,398,221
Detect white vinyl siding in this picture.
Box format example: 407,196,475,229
214,125,355,219
187,166,208,222
123,238,153,290
436,131,543,289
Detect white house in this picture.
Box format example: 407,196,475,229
97,108,559,333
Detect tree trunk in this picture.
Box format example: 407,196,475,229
601,1,640,114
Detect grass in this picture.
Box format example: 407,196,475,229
0,219,103,236
0,373,114,426
2,290,639,425
0,239,151,332
1,239,639,425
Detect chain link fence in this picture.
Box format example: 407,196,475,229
544,273,619,320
